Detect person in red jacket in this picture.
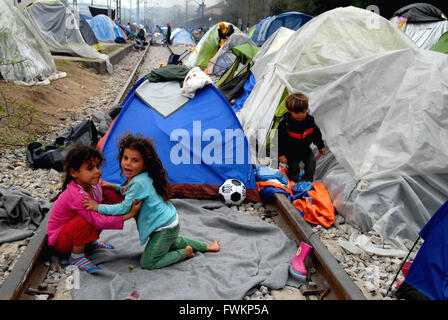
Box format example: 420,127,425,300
277,92,326,182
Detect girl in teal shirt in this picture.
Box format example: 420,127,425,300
83,132,220,269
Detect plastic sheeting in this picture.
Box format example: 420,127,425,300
23,1,113,74
238,7,448,250
315,150,448,252
239,6,417,163
0,0,57,83
207,33,256,75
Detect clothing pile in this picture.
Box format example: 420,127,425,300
255,166,335,228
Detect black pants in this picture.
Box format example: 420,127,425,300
286,152,316,182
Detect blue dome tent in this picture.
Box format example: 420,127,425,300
251,11,313,46
171,28,196,46
88,14,125,41
98,72,260,202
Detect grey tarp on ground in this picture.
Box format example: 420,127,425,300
0,187,51,244
72,198,301,300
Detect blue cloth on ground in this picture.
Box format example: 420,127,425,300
291,171,314,192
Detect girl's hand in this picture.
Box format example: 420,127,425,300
83,197,99,212
123,199,142,221
101,179,117,189
319,148,327,155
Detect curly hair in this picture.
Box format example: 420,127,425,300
117,132,172,202
51,143,104,202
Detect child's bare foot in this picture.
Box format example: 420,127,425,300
206,240,220,252
185,246,195,258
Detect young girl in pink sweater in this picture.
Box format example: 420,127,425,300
47,144,141,273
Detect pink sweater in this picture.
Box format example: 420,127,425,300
46,180,123,246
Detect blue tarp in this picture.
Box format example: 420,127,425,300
88,14,125,41
100,75,260,202
251,11,313,46
402,200,448,299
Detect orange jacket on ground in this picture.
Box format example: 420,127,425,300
257,167,335,228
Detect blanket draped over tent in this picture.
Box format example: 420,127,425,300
72,199,301,300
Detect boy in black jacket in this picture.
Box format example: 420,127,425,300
278,92,326,182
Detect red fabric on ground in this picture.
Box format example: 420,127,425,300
54,215,101,254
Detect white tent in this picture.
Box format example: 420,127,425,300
250,27,295,80
239,6,448,251
23,0,113,74
0,0,62,84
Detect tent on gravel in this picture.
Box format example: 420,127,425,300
184,22,240,68
250,11,313,47
239,6,448,253
97,67,260,203
390,3,448,49
23,0,112,73
0,0,59,83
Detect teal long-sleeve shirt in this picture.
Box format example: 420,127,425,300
98,172,177,245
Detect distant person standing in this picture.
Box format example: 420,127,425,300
225,24,234,39
166,23,171,45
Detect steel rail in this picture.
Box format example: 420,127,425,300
273,193,366,300
0,44,366,300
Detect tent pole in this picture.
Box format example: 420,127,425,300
386,236,420,297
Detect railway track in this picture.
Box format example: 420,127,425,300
0,44,366,301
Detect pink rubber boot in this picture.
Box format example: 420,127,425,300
396,261,412,289
289,242,313,281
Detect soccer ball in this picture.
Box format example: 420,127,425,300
218,179,246,206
